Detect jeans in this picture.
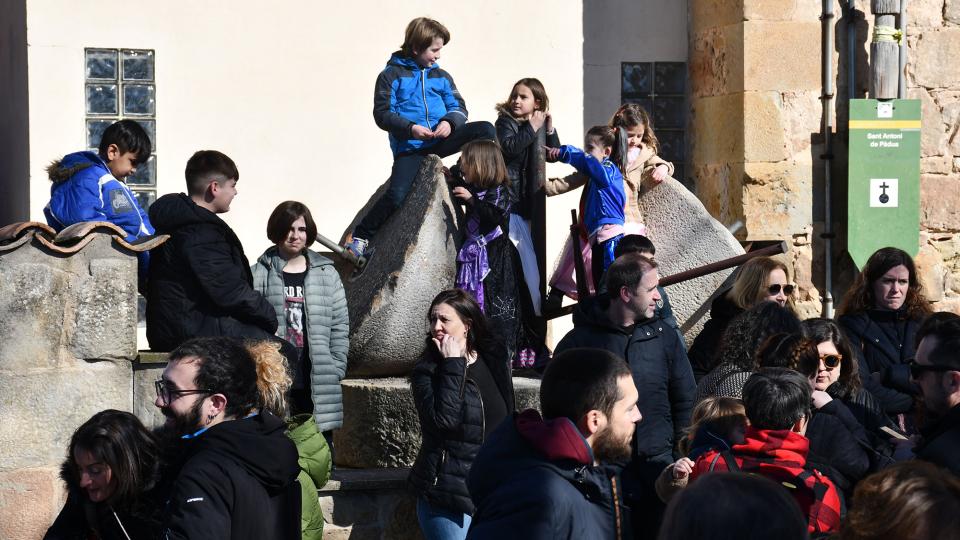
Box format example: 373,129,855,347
416,498,471,540
354,121,496,240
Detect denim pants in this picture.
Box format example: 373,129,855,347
354,121,496,240
416,498,471,540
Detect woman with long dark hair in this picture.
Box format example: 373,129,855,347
45,410,161,540
837,247,933,434
409,289,515,540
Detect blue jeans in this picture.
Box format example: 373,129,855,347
416,498,471,540
354,121,496,240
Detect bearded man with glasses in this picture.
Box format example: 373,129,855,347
911,313,960,476
155,336,301,539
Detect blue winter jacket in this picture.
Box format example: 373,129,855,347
44,151,154,242
373,53,468,156
558,146,625,234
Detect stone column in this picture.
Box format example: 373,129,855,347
690,0,825,317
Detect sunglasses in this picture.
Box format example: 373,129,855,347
908,360,958,379
819,354,842,370
767,284,795,296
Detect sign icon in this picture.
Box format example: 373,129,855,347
877,102,894,118
870,178,898,208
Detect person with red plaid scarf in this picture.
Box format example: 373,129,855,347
689,368,843,536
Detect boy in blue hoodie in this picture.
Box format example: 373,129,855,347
345,17,495,258
45,119,155,285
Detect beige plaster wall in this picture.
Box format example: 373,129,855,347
22,1,581,277
583,0,688,127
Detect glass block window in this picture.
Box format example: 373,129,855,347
84,48,157,208
621,62,687,185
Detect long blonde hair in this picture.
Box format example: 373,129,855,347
679,396,746,455
728,256,794,310
246,340,291,418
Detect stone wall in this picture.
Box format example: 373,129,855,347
907,1,960,312
690,0,960,316
0,233,138,539
690,0,825,318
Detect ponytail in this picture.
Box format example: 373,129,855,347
611,126,629,174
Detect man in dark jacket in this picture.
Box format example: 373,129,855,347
156,337,301,539
912,315,960,476
146,150,278,351
554,253,695,539
467,348,641,539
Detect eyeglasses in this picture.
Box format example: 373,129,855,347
819,354,842,370
155,379,213,406
767,284,795,296
908,360,958,379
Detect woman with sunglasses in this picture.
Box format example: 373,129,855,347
689,256,796,381
802,318,899,445
837,247,933,435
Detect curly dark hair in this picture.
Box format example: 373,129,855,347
167,337,260,420
715,301,802,372
65,410,159,508
801,318,862,396
837,247,932,319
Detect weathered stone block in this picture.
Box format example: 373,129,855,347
690,0,744,34
0,467,63,540
319,469,422,540
133,353,169,430
694,162,746,227
743,21,821,92
639,178,745,341
691,94,744,164
921,174,960,230
913,28,960,89
742,161,814,238
335,376,540,469
340,156,461,377
947,0,960,24
742,0,816,21
0,261,72,370
911,87,947,157
922,156,953,174
0,361,132,471
70,258,138,361
908,0,946,28
690,24,744,98
916,244,948,302
743,91,790,162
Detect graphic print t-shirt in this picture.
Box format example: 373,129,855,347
283,270,307,351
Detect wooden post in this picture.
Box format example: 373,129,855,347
870,0,901,99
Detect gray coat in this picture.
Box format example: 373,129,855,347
252,247,349,432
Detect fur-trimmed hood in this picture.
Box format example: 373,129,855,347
46,151,103,184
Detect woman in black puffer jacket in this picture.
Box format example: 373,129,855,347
837,247,933,435
409,289,515,540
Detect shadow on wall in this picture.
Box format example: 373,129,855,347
808,4,870,305
0,2,30,225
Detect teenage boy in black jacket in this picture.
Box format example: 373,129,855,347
146,150,278,351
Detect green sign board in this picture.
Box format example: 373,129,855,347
847,99,921,268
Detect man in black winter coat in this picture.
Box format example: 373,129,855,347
554,253,695,539
467,348,642,539
912,315,960,476
146,150,278,351
156,337,301,539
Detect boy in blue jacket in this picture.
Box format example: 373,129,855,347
345,17,495,258
44,119,154,285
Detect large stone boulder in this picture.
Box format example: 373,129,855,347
639,177,745,341
340,156,461,377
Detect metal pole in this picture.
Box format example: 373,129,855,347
898,0,908,98
822,0,836,318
